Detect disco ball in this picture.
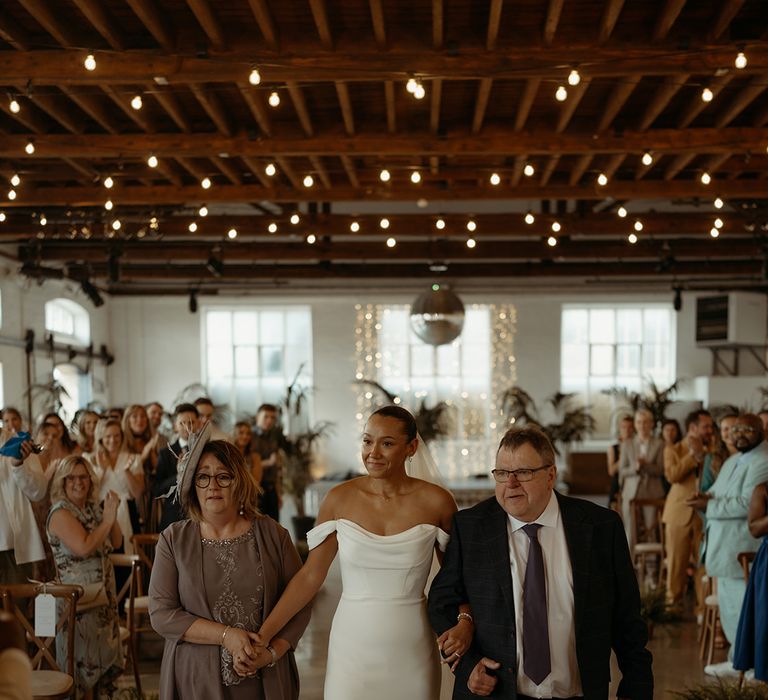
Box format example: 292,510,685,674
410,287,465,346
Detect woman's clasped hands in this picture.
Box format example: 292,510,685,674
224,627,271,678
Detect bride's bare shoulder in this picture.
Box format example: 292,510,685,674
412,479,457,510
323,477,368,502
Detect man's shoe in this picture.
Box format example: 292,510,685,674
704,661,739,677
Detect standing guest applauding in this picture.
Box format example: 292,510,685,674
149,424,310,700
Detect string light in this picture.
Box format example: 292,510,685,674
268,91,280,107
617,206,628,218
112,219,121,231
379,218,390,229
551,221,561,233
735,52,747,70
710,227,720,238
188,221,198,233
701,87,714,102
567,69,581,86
10,174,20,187
303,174,314,187
84,54,96,71
597,172,608,186
524,212,535,225
39,215,46,226
0,212,5,223
25,140,35,154
547,236,557,247
555,85,568,102
199,205,208,217
147,154,158,168
386,237,397,248
641,151,653,166
265,162,276,176
201,177,212,189
290,213,300,225
490,172,501,186
700,171,711,185
410,171,422,184
7,189,16,200
350,221,360,232
523,164,535,177
406,78,418,94
227,227,238,239
103,176,114,189
435,218,446,230
268,222,278,233
413,84,426,100
379,169,391,182
714,197,724,209
714,217,724,229
248,67,261,85
9,97,20,114
634,220,643,232
130,95,143,110
306,233,316,244
104,199,113,210
466,220,477,232
466,237,477,249
628,233,638,244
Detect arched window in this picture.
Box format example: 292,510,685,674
44,298,91,346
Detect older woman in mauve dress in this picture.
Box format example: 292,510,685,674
149,424,311,700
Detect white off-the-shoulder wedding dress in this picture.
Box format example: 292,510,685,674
307,518,450,699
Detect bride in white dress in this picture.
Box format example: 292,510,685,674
254,406,473,699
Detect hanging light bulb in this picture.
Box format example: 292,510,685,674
9,98,20,114
0,212,5,222
84,53,96,71
555,85,568,102
379,168,391,182
350,221,360,232
524,212,535,225
306,233,316,244
406,78,418,94
641,151,653,166
714,197,724,209
597,172,608,186
227,228,238,239
188,221,198,233
25,140,35,155
547,236,557,247
104,199,113,210
386,237,397,248
10,174,20,187
112,219,121,231
568,69,581,86
379,218,390,229
7,189,16,200
701,87,714,102
628,233,638,244
490,172,501,186
634,219,643,232
735,52,747,70
714,217,724,229
413,83,426,100
710,227,720,238
303,174,314,187
268,91,280,107
617,206,628,218
248,67,261,85
435,218,446,230
201,177,212,189
199,205,208,217
103,176,114,189
268,222,278,233
290,213,300,225
466,220,477,232
130,95,143,110
265,162,276,177
700,171,711,185
410,171,421,184
39,215,47,226
466,237,477,249
523,163,535,177
147,154,158,168
551,221,561,233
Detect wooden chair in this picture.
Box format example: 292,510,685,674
737,551,756,582
699,575,724,665
0,582,83,700
109,553,141,695
630,498,667,588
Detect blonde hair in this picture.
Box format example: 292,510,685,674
75,410,100,451
122,404,151,454
49,455,98,505
185,440,262,523
94,418,125,456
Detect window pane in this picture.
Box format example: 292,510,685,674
462,343,489,377
616,344,640,375
590,344,614,375
643,309,670,345
260,311,284,344
234,379,260,416
561,343,588,377
235,346,258,377
382,345,408,378
437,344,460,376
589,309,615,343
233,311,258,344
562,309,588,344
616,310,642,343
207,345,232,378
381,307,409,342
261,346,284,377
207,311,231,346
463,308,490,342
285,308,311,346
411,345,434,376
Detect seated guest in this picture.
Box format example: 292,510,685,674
0,610,31,700
606,414,633,510
251,404,282,522
733,480,768,681
153,403,199,531
0,407,24,447
662,410,714,605
687,414,768,677
74,410,100,455
618,408,665,545
149,426,311,699
0,440,46,584
87,418,144,553
233,421,264,487
46,456,123,700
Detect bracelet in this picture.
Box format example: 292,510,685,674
457,612,474,624
221,625,230,646
265,644,278,668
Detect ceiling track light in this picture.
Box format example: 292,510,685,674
189,290,198,313
80,278,104,307
206,254,224,277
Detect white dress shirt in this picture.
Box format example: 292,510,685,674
507,491,582,698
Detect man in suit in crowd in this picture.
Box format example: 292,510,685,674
662,410,714,605
152,403,199,531
251,403,282,521
428,425,653,699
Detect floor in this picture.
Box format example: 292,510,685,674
122,556,717,699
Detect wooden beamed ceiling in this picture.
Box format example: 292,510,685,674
0,0,767,292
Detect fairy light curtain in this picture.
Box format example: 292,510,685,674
354,303,516,479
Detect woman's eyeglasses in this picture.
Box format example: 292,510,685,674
194,473,234,488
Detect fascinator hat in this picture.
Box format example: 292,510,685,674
164,421,213,511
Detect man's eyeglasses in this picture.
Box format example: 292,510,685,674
731,425,759,435
194,473,234,488
491,465,552,484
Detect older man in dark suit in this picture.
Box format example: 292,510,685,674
428,425,653,699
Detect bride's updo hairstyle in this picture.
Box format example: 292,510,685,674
369,406,417,442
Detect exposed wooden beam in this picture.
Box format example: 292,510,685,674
238,84,272,136
597,74,641,132
335,82,355,136
385,81,396,134
59,87,118,134
432,0,443,49
274,157,303,189
309,155,331,188
471,79,493,134
663,153,695,180
61,158,98,181
189,84,233,136
101,85,156,132
211,156,242,185
7,179,768,206
309,0,333,48
17,0,78,47
0,9,31,50
0,100,49,134
241,156,272,188
636,74,689,130
487,0,503,50
652,0,687,42
598,0,625,44
602,152,625,179
70,0,126,50
175,156,207,180
429,156,439,175
154,159,184,186
286,82,314,137
709,0,745,40
28,92,84,134
540,156,560,186
556,78,591,133
151,86,191,133
124,0,175,51
515,78,541,131
715,74,768,128
246,0,278,49
509,155,527,187
430,79,442,135
339,155,359,188
569,154,592,186
2,128,765,159
369,0,386,47
677,74,734,127
543,0,565,46
184,0,225,50
702,152,732,175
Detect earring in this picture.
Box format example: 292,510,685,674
239,503,245,516
409,456,413,465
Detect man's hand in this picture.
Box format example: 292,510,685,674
467,657,500,696
685,491,712,510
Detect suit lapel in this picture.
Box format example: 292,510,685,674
482,501,515,616
557,493,592,639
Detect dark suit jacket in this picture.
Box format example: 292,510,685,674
427,492,653,700
152,440,184,531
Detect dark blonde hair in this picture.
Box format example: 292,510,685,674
49,455,98,505
185,440,262,523
94,418,125,455
122,404,151,453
